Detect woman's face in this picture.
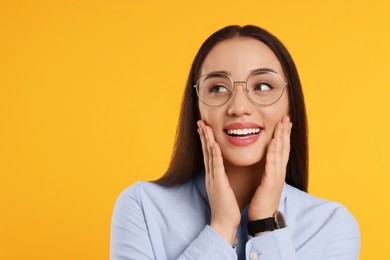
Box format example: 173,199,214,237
198,37,289,167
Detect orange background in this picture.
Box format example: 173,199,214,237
0,0,389,259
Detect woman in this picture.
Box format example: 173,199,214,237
110,25,360,259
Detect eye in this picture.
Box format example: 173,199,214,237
209,84,229,93
254,83,273,92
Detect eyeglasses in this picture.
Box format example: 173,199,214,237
194,69,287,107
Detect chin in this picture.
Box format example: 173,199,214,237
222,153,264,168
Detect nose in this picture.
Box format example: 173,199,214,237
227,82,254,117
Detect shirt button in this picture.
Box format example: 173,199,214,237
250,252,257,260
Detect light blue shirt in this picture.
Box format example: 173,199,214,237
110,171,360,259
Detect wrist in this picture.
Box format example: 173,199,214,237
248,208,277,221
210,222,238,246
253,231,271,237
248,211,275,221
247,210,287,237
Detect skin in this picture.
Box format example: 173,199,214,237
196,37,292,245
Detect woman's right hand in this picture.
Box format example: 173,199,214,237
197,120,241,246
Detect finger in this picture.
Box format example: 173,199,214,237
281,116,292,166
211,141,226,181
197,120,210,174
274,119,283,140
276,116,291,177
204,126,216,180
265,137,277,178
274,121,283,177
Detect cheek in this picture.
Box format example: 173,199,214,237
198,104,221,127
198,104,207,121
261,97,289,132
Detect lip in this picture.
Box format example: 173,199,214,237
223,122,262,147
224,122,262,130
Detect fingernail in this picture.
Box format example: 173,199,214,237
197,121,201,127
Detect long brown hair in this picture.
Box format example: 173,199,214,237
155,25,308,192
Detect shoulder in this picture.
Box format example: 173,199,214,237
115,181,161,202
285,183,351,213
111,181,184,224
114,181,172,206
112,177,209,236
113,178,199,213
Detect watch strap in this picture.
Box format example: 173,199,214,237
247,216,275,236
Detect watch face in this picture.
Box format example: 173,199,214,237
274,211,287,229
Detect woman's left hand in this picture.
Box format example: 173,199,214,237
248,116,292,221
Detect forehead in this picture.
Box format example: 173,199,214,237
201,37,285,79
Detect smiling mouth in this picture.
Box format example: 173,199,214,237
225,128,261,138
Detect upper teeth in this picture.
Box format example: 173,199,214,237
227,128,260,135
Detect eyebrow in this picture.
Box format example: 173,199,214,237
201,67,278,77
250,68,278,74
203,70,232,76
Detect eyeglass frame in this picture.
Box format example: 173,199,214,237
193,68,288,107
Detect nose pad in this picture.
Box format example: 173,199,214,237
232,82,250,101
227,82,254,116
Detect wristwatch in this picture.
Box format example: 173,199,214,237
247,211,287,237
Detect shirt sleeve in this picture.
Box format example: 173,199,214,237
178,225,237,260
245,227,297,260
110,185,156,260
321,207,360,259
110,185,237,260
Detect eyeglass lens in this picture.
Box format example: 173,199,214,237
196,72,285,107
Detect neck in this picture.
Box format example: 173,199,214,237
224,160,265,212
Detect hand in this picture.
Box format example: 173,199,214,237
248,116,293,221
197,120,241,245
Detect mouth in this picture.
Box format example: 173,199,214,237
224,128,262,138
223,122,263,146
